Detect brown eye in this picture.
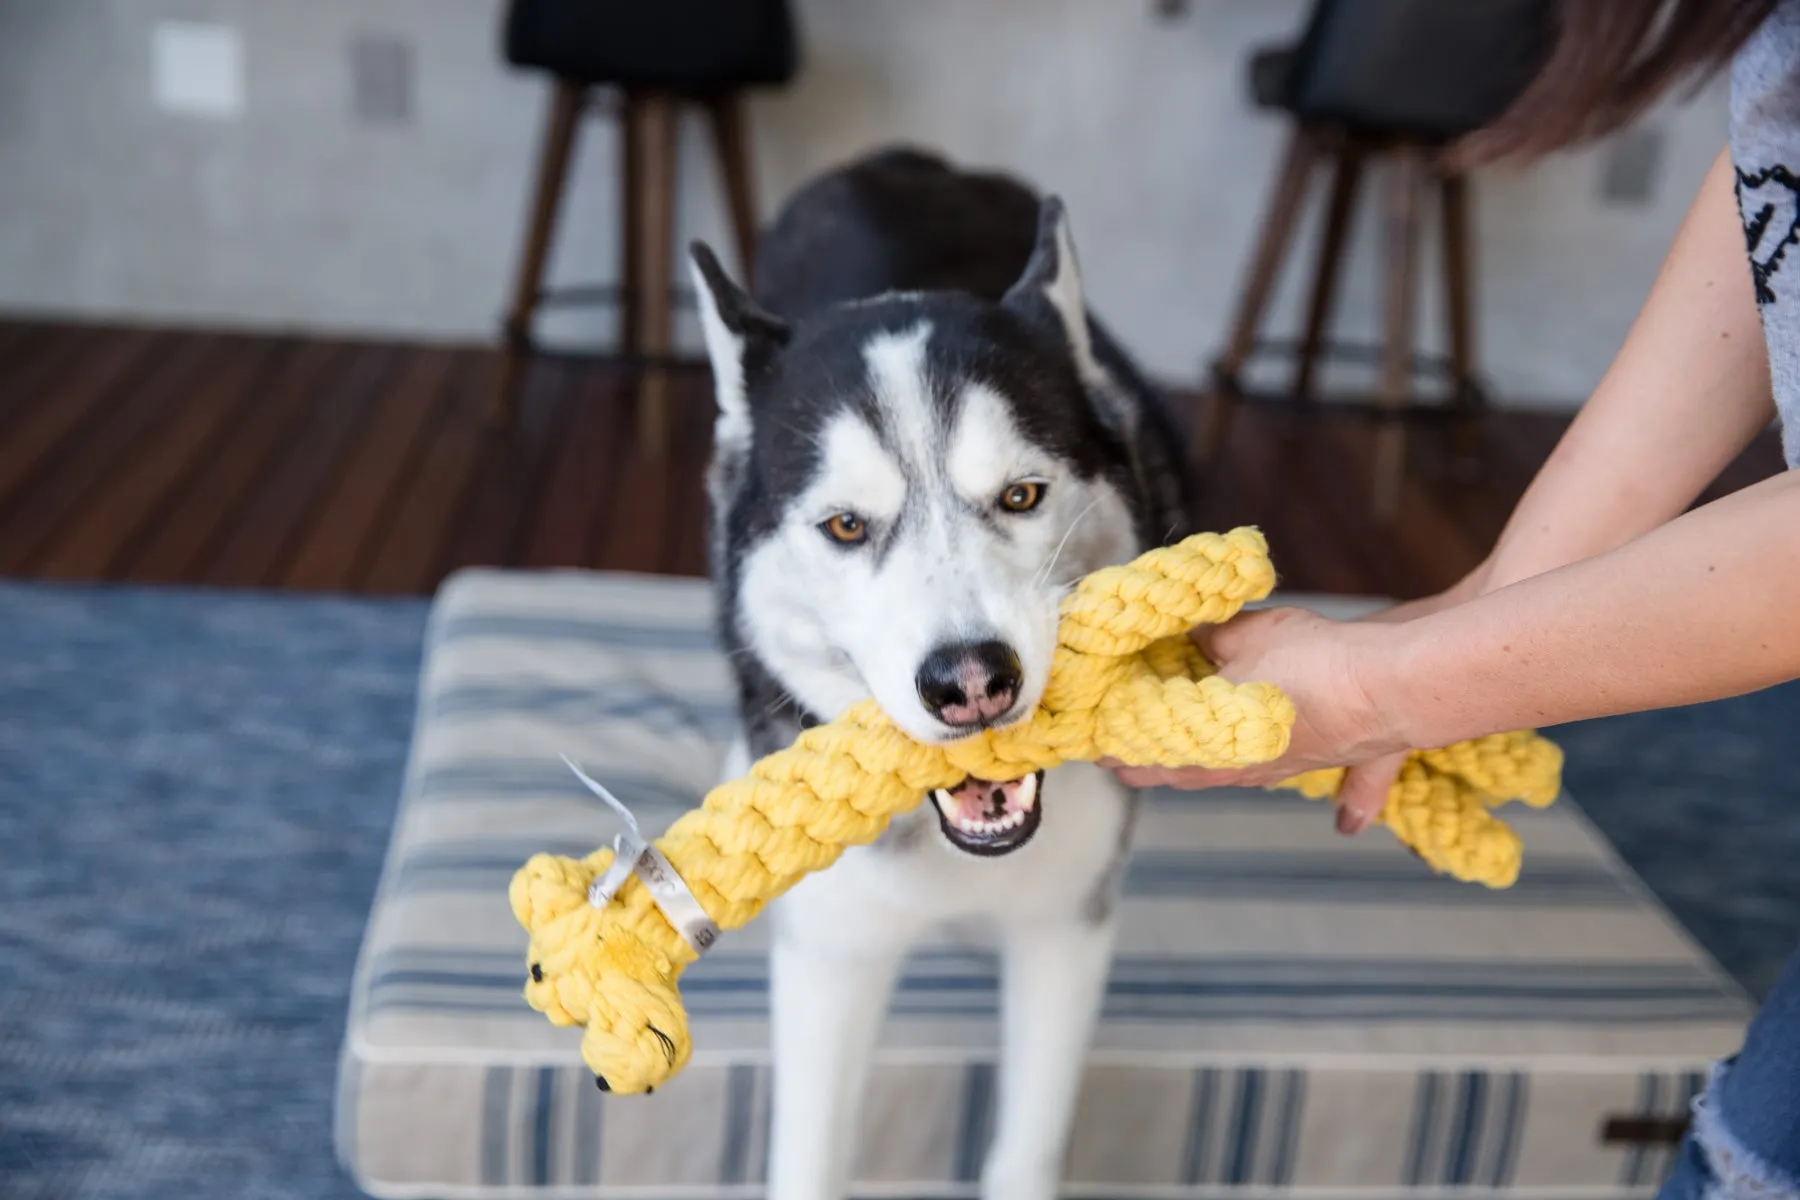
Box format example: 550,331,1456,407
999,481,1045,513
822,512,868,544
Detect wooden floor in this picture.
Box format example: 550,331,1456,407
0,319,1783,599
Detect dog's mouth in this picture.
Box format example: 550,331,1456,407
930,772,1044,856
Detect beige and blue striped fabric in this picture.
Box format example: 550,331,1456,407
336,569,1752,1198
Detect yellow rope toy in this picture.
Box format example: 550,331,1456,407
508,527,1562,1094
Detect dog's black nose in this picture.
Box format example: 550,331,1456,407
916,640,1024,727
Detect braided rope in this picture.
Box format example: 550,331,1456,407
509,528,1562,1093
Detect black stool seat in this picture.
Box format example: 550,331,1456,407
504,0,798,89
1249,47,1297,112
1248,0,1551,142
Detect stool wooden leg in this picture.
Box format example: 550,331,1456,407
1201,126,1318,463
619,90,644,354
493,77,585,427
1292,139,1364,419
1372,147,1427,520
631,91,680,458
1440,169,1485,475
706,93,760,281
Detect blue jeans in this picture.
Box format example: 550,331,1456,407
1659,946,1800,1200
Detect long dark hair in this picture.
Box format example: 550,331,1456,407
1455,0,1776,165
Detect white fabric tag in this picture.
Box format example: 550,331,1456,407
562,755,721,954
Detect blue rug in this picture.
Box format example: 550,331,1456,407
0,581,1795,1199
1557,693,1800,999
0,584,425,1200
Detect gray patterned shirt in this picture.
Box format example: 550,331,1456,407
1732,0,1800,465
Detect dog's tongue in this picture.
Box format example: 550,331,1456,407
940,774,1038,826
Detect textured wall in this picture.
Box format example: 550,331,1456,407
0,0,1731,406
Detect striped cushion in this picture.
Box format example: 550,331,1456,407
335,569,1752,1197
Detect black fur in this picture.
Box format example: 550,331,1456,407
755,147,1042,317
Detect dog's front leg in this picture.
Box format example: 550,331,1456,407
767,891,914,1200
982,918,1118,1200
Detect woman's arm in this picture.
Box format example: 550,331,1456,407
1350,148,1766,630
1374,467,1800,750
1477,145,1772,591
1155,466,1800,799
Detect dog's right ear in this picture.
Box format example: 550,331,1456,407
687,242,790,441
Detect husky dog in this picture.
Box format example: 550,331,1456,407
687,148,1193,1200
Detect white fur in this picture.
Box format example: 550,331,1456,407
800,409,909,529
863,322,938,473
946,382,1045,500
764,759,1130,1200
736,325,1136,744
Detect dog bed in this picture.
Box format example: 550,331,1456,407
335,568,1751,1198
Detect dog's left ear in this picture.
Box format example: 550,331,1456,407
688,242,791,443
1001,197,1103,384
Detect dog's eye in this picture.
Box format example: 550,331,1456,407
998,481,1046,513
821,512,868,545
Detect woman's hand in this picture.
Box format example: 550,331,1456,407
1106,606,1413,831
1107,565,1488,833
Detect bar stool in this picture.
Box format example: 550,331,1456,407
1202,0,1551,517
493,0,799,455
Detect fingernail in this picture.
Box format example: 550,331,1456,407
1336,805,1371,836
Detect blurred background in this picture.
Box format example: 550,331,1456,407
0,0,1777,598
0,0,1731,393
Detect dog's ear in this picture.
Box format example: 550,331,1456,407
1001,197,1103,384
687,242,790,439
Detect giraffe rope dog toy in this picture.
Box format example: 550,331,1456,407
509,527,1563,1094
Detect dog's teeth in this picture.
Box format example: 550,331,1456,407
1016,774,1039,811
933,789,955,813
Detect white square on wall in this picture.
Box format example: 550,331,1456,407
151,20,244,119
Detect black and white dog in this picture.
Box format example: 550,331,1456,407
687,148,1194,1200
